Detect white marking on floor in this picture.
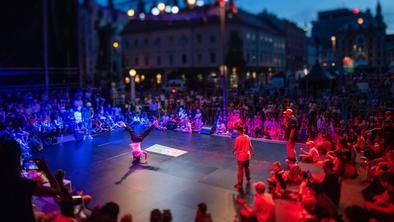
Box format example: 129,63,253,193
145,144,188,157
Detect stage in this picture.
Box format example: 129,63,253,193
33,128,363,221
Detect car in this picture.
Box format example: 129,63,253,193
163,79,187,93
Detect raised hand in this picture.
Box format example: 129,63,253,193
119,121,126,127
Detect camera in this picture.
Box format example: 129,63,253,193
23,159,39,171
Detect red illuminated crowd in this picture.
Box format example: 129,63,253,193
1,71,394,222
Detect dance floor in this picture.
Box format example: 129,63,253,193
34,128,364,221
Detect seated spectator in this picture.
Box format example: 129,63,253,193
283,165,304,185
162,209,173,222
300,140,319,163
195,202,213,222
297,172,317,219
83,201,132,222
237,182,275,222
150,209,162,222
267,161,286,197
344,205,370,222
312,160,341,207
364,172,394,221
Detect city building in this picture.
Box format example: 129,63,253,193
312,2,387,72
258,11,307,72
386,34,394,69
79,0,129,87
121,4,286,89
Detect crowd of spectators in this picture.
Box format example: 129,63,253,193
1,71,394,221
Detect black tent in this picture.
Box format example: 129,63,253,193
301,61,335,95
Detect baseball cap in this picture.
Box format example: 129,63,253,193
283,108,293,115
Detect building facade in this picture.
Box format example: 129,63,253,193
79,0,128,87
121,4,286,89
259,11,307,72
386,34,394,68
312,2,387,71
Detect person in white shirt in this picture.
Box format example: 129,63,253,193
233,126,255,189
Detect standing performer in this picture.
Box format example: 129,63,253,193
283,109,298,164
233,126,255,189
119,120,158,163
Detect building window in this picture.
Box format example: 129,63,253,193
134,39,139,48
179,35,188,46
196,34,202,44
169,54,174,65
145,56,149,66
210,52,216,64
135,57,139,66
157,56,161,66
154,37,161,47
210,34,216,43
182,54,187,64
197,53,202,64
168,36,174,45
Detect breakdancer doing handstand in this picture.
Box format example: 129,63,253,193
119,120,158,163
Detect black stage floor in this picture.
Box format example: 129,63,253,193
35,128,306,221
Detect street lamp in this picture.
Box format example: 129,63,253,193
220,64,228,122
218,0,228,122
127,9,135,17
186,0,196,8
129,69,137,105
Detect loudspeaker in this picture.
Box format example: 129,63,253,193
200,126,214,135
231,131,240,138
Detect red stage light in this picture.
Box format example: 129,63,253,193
352,8,360,15
171,88,176,94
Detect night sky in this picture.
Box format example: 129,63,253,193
97,0,394,34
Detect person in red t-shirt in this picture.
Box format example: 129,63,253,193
233,126,255,189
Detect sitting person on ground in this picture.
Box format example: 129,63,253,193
330,139,358,179
0,139,61,222
297,171,317,219
55,169,92,209
300,140,319,163
267,161,286,197
283,164,304,185
83,201,132,222
195,202,213,222
309,160,341,207
150,209,162,222
162,209,173,222
315,129,334,153
237,182,275,222
366,150,394,182
344,205,370,222
364,172,394,221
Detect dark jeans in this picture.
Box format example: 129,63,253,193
237,160,251,185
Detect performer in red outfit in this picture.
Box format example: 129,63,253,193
233,126,255,189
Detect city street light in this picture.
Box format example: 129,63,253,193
157,2,166,11
219,0,228,122
129,69,137,105
186,0,196,8
127,9,135,17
